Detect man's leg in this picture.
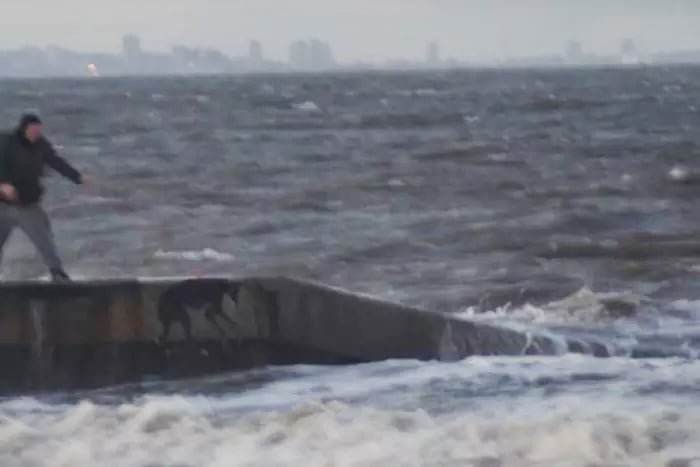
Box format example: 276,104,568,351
0,206,16,276
16,204,68,279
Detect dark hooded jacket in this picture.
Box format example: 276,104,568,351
0,118,82,205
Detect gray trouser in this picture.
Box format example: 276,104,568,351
0,204,63,271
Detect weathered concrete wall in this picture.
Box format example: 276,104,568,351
0,277,596,393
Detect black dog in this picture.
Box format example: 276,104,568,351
157,279,240,343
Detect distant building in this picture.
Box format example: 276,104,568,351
309,39,334,68
289,40,310,68
172,45,194,71
565,41,583,63
620,38,640,64
620,39,636,56
289,39,335,70
426,41,440,65
289,39,333,69
170,45,232,73
249,41,263,62
122,34,142,60
202,48,231,72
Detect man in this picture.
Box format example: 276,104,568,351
0,114,88,281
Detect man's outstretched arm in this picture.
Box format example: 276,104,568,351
41,138,83,184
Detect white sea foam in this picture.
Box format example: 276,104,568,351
395,88,441,97
414,88,439,96
293,101,321,112
153,248,234,262
458,287,644,327
55,194,125,207
669,165,690,181
2,357,700,466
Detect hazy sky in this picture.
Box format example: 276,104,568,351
3,0,700,62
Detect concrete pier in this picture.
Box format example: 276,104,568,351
0,277,598,393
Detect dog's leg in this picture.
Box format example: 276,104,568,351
218,311,244,349
205,303,228,340
159,319,171,345
181,306,193,342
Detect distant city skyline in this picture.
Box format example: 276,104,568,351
2,34,699,71
2,32,699,79
1,1,700,63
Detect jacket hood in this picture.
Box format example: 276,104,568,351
15,114,42,144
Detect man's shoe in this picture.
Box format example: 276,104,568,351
50,268,71,282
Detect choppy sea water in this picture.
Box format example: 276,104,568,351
1,66,700,466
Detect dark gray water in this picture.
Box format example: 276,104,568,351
2,67,700,466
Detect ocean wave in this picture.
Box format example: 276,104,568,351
393,88,447,97
4,357,700,466
524,95,610,112
460,288,645,326
458,287,700,358
153,248,234,262
412,143,509,162
356,111,466,129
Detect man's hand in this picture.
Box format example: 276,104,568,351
80,174,92,186
0,183,17,202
